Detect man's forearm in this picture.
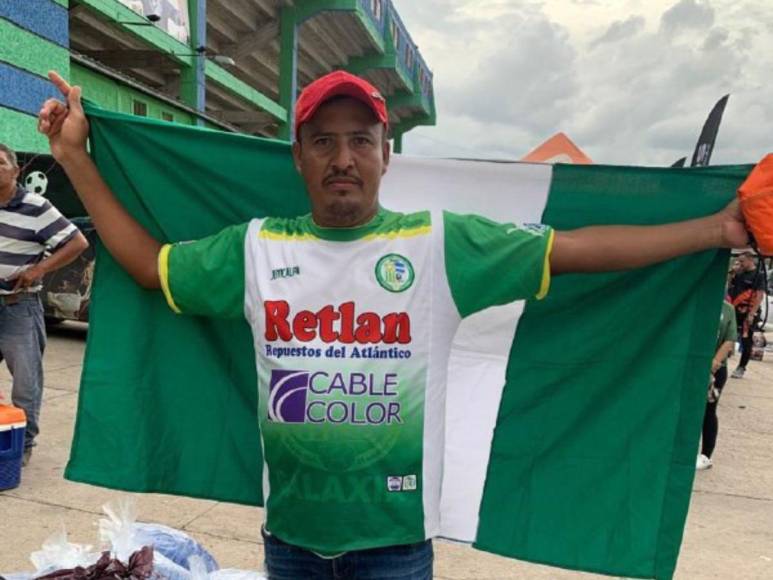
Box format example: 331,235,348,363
38,233,88,275
58,150,161,288
551,214,724,275
750,290,765,314
713,341,734,368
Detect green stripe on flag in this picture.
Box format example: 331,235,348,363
65,105,309,506
474,163,752,579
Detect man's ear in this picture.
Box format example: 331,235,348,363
292,141,302,173
381,138,391,176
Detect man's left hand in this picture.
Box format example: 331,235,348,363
12,266,44,291
718,199,750,248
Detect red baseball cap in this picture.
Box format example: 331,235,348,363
294,70,389,140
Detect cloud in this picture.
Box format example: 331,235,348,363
393,0,773,165
702,28,729,51
590,16,646,49
659,0,715,36
572,16,750,164
444,13,578,132
391,1,581,157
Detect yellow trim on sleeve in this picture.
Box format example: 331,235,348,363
158,244,182,314
535,229,555,301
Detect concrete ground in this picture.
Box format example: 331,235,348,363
1,323,772,579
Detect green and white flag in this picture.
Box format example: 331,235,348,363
66,105,752,579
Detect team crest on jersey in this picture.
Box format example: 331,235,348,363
375,254,414,293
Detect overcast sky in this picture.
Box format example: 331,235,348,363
391,0,772,166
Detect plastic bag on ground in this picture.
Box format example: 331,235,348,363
29,528,101,575
98,498,195,580
134,523,218,572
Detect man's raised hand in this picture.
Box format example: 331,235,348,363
38,71,89,162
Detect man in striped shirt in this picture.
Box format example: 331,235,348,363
0,143,88,464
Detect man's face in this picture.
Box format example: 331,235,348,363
0,151,19,194
292,97,389,227
739,255,756,271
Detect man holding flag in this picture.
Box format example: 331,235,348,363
38,69,752,580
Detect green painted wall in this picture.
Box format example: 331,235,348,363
71,63,195,125
0,107,49,154
0,16,70,154
0,20,70,79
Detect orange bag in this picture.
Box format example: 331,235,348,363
738,154,773,255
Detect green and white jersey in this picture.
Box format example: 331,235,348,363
159,208,553,555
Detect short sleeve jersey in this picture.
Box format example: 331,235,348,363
159,208,553,555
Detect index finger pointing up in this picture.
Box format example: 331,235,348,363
48,70,72,97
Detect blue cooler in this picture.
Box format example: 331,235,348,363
0,404,26,490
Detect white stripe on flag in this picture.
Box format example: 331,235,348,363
381,157,553,541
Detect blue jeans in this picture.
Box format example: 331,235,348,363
262,529,433,580
0,294,46,449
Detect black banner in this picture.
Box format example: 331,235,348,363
671,157,687,168
690,95,729,167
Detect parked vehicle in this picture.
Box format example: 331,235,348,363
41,218,96,324
16,154,96,325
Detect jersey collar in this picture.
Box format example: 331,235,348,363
306,207,392,241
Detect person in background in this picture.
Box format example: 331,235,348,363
728,252,765,378
697,299,737,470
728,257,743,283
0,143,89,465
